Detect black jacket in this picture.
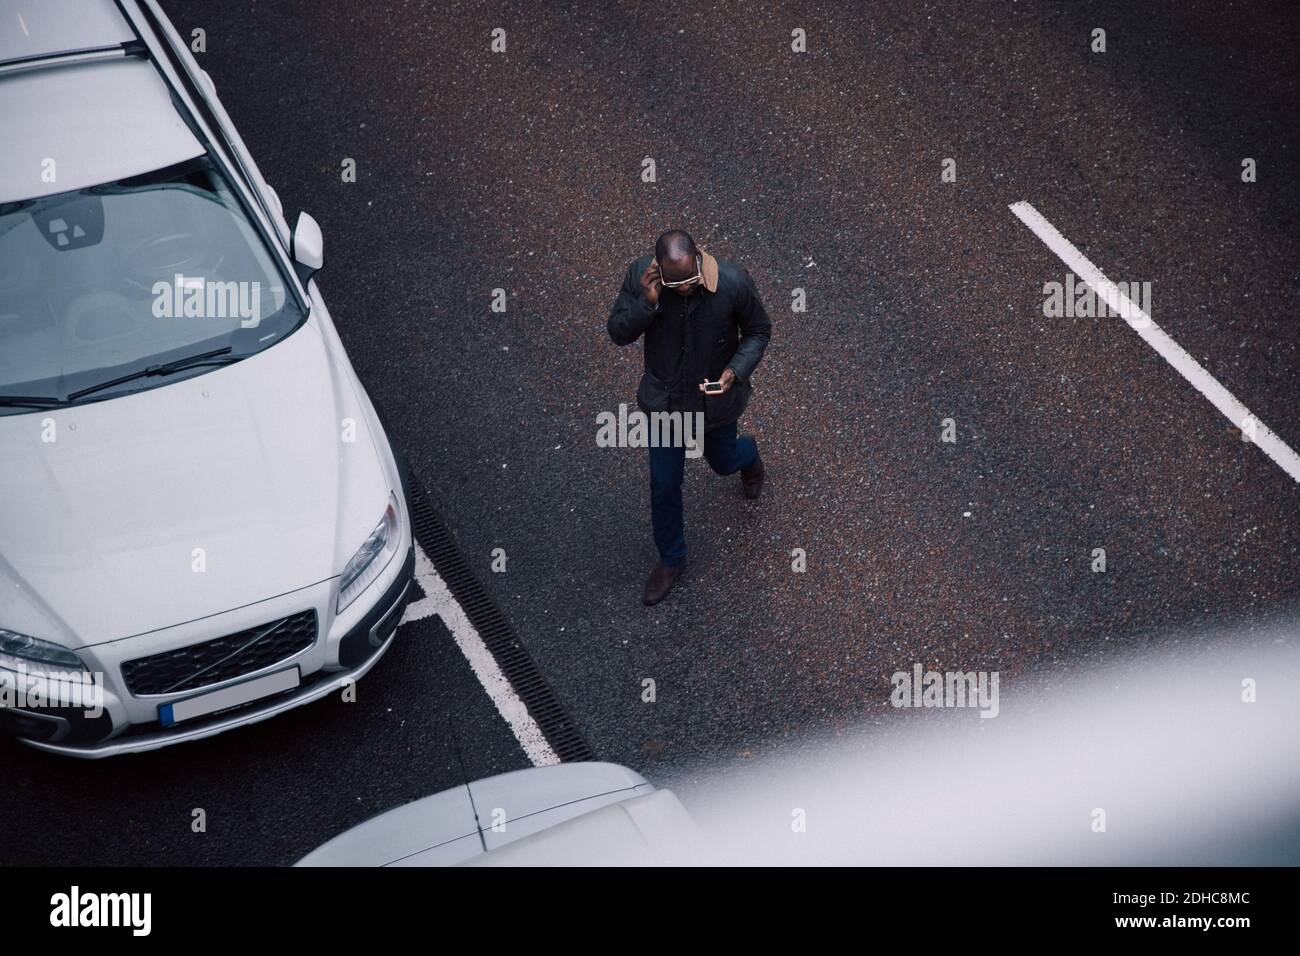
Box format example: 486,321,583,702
607,251,772,430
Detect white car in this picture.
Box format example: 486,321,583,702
297,763,701,866
0,0,415,755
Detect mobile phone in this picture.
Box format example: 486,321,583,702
703,380,725,395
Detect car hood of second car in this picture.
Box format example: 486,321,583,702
0,322,389,648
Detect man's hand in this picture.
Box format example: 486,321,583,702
640,262,662,307
699,367,737,395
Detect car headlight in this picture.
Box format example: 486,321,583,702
0,628,86,676
336,493,401,613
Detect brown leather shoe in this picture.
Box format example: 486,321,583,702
642,563,681,606
740,453,765,500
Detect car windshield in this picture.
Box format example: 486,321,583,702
0,156,304,414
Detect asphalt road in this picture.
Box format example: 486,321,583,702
3,0,1298,865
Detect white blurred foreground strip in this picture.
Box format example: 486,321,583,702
679,641,1300,865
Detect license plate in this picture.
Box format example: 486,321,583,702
158,668,300,727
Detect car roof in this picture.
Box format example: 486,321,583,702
0,0,135,65
0,0,205,204
0,60,206,204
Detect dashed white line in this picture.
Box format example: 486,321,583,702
1010,200,1300,484
402,543,559,766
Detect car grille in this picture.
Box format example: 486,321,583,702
121,610,317,696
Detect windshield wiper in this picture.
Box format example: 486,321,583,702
0,394,71,408
67,347,237,402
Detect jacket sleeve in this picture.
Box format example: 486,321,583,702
725,271,772,384
607,260,658,346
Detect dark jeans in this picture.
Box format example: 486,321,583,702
648,421,758,568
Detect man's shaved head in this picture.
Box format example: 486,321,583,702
655,229,699,283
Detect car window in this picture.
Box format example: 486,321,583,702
0,156,305,412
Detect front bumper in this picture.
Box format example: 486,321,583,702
9,545,416,758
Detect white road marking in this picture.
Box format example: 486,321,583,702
402,543,559,766
1010,200,1300,484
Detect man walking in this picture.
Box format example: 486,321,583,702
607,229,772,605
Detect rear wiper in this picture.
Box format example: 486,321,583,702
67,347,237,402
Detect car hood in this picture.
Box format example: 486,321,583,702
0,322,388,647
295,763,656,867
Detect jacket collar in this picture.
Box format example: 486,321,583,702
699,247,719,293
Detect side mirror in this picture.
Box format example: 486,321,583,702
291,211,324,284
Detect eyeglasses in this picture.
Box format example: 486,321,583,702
656,255,702,288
